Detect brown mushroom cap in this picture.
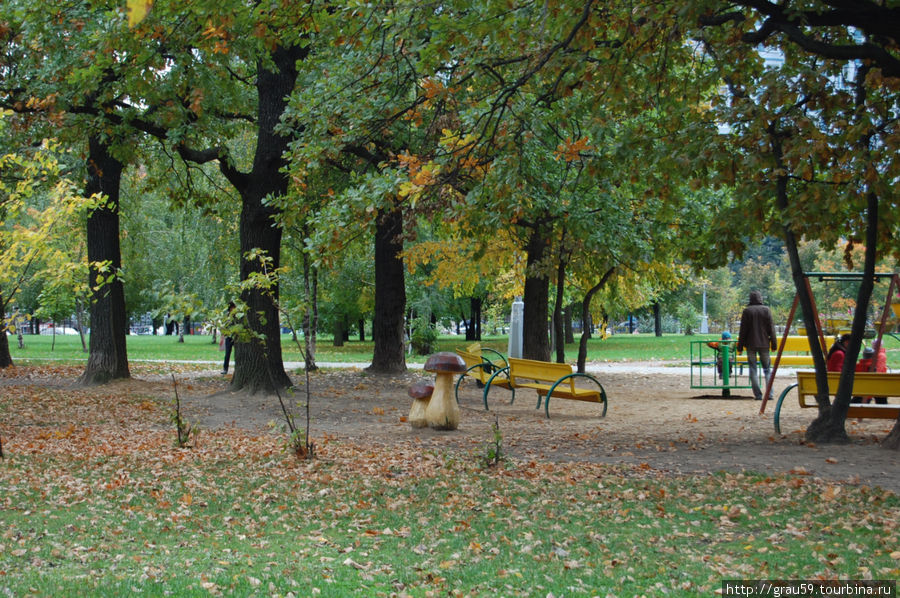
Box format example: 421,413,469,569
424,352,466,373
408,382,435,399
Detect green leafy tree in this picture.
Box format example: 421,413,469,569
693,2,900,443
0,126,91,367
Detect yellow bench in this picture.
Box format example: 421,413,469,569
482,357,607,418
735,336,835,368
454,348,512,401
773,371,900,434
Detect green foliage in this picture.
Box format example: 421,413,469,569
169,375,195,449
479,417,505,469
409,317,438,356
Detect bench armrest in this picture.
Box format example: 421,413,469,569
544,372,607,418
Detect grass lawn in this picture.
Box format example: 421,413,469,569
10,331,900,369
2,347,899,596
3,432,898,597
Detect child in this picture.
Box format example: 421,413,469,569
856,342,888,404
826,334,850,372
707,331,733,376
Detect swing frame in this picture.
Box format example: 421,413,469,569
759,271,900,414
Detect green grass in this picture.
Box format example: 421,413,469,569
7,332,728,366
10,331,900,368
3,441,898,597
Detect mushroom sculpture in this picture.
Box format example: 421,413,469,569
423,352,466,430
407,381,434,428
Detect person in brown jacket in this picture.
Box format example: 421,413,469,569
737,290,777,400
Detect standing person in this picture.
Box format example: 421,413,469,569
222,301,236,376
826,334,851,372
737,290,777,401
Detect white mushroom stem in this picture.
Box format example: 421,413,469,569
424,372,460,430
409,396,430,428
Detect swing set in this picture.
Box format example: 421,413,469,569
689,271,900,400
759,271,900,415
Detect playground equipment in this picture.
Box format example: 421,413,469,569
689,338,750,397
759,271,900,415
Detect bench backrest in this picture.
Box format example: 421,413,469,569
508,357,573,389
455,349,493,383
779,335,835,354
796,371,900,398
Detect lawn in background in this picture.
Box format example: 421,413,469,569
9,330,900,368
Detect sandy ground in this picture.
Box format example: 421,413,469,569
179,362,900,494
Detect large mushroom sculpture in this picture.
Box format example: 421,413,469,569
423,352,466,430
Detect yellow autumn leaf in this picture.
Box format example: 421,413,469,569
126,0,152,27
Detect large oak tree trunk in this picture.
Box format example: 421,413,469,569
368,205,407,373
229,48,302,393
523,228,551,361
230,192,292,393
79,137,130,385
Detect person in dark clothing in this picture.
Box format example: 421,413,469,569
222,301,236,375
737,290,777,401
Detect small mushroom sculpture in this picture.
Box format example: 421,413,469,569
423,352,466,430
407,381,434,428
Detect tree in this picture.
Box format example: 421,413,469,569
693,1,900,443
79,137,130,384
0,2,150,384
0,127,90,368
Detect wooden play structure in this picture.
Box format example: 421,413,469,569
764,271,900,425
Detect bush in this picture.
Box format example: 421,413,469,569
410,319,438,355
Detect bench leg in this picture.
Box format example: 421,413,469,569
773,383,798,435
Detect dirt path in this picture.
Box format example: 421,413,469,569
178,364,900,494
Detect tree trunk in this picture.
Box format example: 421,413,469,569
884,416,900,450
577,268,615,373
230,189,292,392
553,258,566,363
358,319,365,342
333,316,345,347
0,305,11,368
523,228,551,361
76,300,87,351
469,296,483,341
368,205,407,373
302,248,318,371
79,137,130,385
653,302,662,337
564,303,574,344
228,46,303,394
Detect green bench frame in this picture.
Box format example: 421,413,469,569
773,371,900,434
481,357,607,418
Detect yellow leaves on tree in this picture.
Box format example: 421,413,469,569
0,124,94,313
403,229,521,298
126,0,153,27
397,152,441,205
554,136,592,162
